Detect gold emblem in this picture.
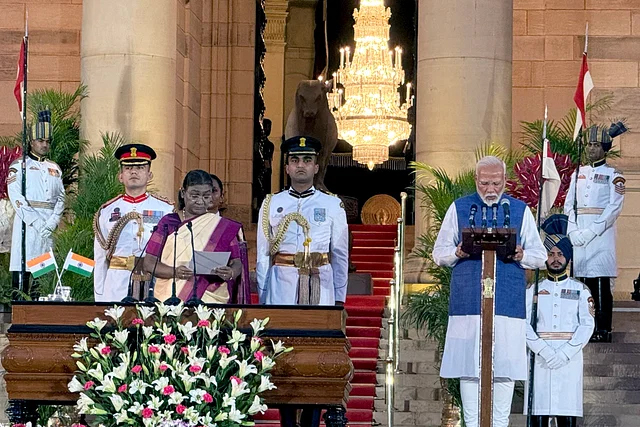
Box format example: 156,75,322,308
299,137,306,147
482,277,494,298
130,147,138,157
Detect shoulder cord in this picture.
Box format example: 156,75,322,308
93,211,144,261
261,194,312,256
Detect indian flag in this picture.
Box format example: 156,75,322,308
63,251,95,277
27,251,57,278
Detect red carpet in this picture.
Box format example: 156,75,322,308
254,224,396,425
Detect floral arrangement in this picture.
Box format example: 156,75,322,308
506,152,575,211
68,303,292,427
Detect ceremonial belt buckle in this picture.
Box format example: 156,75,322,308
28,200,55,210
274,252,330,268
577,207,604,215
538,332,574,340
109,255,137,271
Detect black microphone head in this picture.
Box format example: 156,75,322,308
152,225,159,232
186,221,193,230
501,198,510,208
470,203,478,213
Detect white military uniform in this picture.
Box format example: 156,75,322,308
525,276,595,416
256,187,349,305
93,193,173,302
564,160,624,277
7,155,65,271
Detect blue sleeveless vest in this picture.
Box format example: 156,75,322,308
449,193,527,319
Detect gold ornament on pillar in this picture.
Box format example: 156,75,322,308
331,0,412,171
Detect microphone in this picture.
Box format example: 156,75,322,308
145,224,168,304
501,198,511,228
122,225,158,304
491,204,498,229
468,204,478,228
481,206,488,228
164,228,181,306
185,221,203,307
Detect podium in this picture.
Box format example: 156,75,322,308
461,227,516,427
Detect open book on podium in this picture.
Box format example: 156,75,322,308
461,225,516,427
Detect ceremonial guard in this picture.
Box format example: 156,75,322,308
93,144,173,302
526,214,594,427
564,123,627,342
432,156,547,427
256,136,349,427
8,110,65,295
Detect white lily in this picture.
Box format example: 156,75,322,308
127,401,144,415
129,379,148,395
167,302,185,317
118,351,131,367
214,412,228,422
179,372,197,391
206,345,217,360
142,325,154,339
212,308,225,322
194,373,217,388
184,407,200,424
198,414,215,427
228,402,246,423
248,395,268,415
227,329,247,351
271,339,287,355
178,321,197,340
258,375,277,392
235,359,258,379
189,388,206,403
87,364,104,381
205,325,220,340
250,336,262,352
147,395,162,410
194,305,212,320
86,317,107,331
221,393,235,408
105,305,125,321
162,344,176,360
156,301,171,316
95,376,116,393
137,305,155,320
168,391,185,405
114,409,129,424
230,378,250,397
113,329,129,345
219,354,237,369
109,394,126,412
112,363,127,381
73,337,89,353
250,317,268,335
158,323,172,336
68,376,84,393
261,355,276,371
152,376,170,391
77,393,95,414
234,309,243,322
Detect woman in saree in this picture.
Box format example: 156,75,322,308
143,170,251,304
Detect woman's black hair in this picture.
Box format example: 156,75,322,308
209,173,223,193
177,169,216,210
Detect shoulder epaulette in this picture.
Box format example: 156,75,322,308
149,193,174,205
274,189,286,195
614,168,624,175
320,189,338,197
46,159,61,169
9,159,21,168
99,194,123,211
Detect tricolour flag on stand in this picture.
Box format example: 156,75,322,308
27,251,57,278
13,38,25,116
63,251,95,277
539,138,561,220
572,33,594,141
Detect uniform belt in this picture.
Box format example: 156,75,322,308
273,252,330,268
538,332,574,340
577,207,604,215
109,255,143,271
28,200,55,210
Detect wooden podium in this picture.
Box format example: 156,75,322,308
461,227,516,427
1,302,354,426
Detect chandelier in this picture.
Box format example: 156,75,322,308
330,0,412,170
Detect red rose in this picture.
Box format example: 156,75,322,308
141,407,154,419
176,404,186,414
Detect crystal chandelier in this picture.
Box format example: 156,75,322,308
330,0,412,171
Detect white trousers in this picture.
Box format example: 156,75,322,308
460,377,515,427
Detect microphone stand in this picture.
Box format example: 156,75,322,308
164,229,181,306
145,224,168,304
121,225,158,304
185,221,203,307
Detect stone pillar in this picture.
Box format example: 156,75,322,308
264,0,289,193
80,1,177,199
414,0,513,242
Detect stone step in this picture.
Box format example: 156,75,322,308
584,363,640,377
584,376,640,390
583,390,640,404
510,413,640,427
583,352,640,364
583,343,640,354
611,332,640,343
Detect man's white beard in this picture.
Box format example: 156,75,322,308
480,190,504,206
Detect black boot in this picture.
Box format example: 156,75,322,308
556,416,577,427
531,415,550,427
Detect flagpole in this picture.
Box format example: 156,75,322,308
573,22,589,223
526,105,548,427
19,13,28,295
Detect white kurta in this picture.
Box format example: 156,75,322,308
7,156,65,271
564,162,623,277
256,187,349,305
525,277,594,416
93,194,173,302
433,200,547,380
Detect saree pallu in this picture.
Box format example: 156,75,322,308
152,213,250,304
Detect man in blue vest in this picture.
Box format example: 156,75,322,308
433,156,547,427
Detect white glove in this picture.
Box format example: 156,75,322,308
545,351,570,370
568,230,585,246
580,229,597,245
32,219,52,240
537,346,556,364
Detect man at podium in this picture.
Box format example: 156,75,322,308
432,156,546,427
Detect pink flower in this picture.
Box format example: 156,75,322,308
254,351,264,362
131,365,142,374
71,424,87,427
218,346,230,355
230,375,242,385
181,346,189,355
162,385,175,395
118,383,127,393
197,319,209,327
100,346,111,355
159,363,169,372
163,334,177,345
14,424,27,427
141,407,154,419
176,404,186,414
148,344,160,354
83,380,95,390
203,393,213,403
131,318,144,326
252,336,263,344
189,365,202,373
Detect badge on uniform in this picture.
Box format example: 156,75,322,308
29,166,38,170
110,208,121,222
143,210,164,224
277,207,283,213
560,289,580,300
48,168,60,177
593,174,609,185
538,289,550,295
314,208,326,222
